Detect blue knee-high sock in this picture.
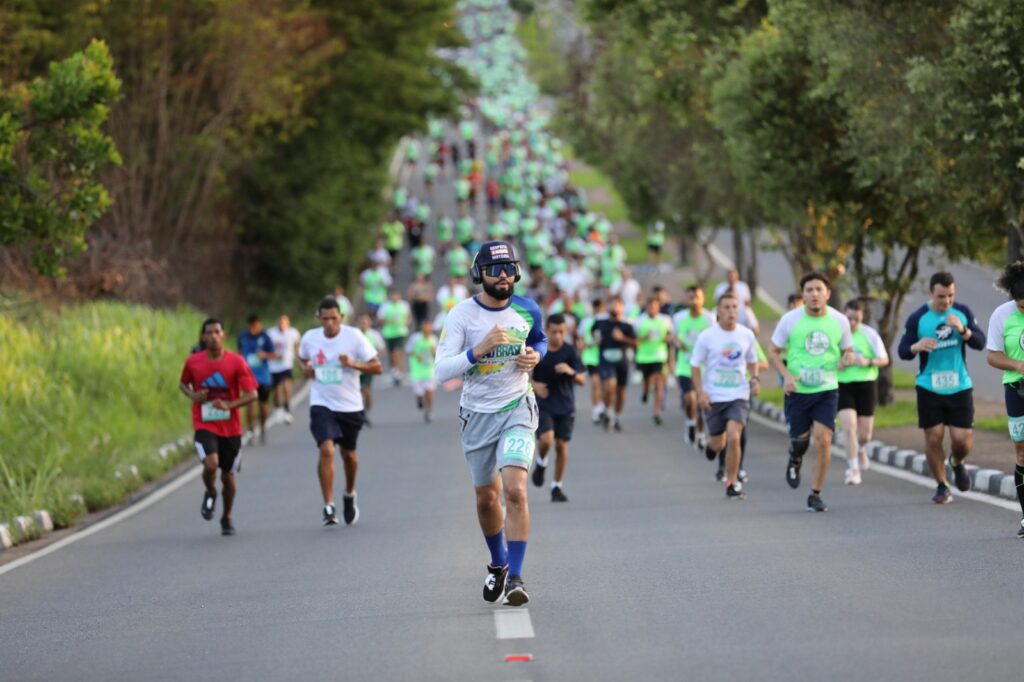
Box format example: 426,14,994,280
507,540,527,577
485,530,508,567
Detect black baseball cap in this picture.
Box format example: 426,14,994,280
476,240,519,266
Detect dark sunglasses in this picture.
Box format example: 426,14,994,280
483,263,518,278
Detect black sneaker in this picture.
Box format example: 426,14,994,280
601,413,610,431
705,446,718,462
343,494,359,525
949,455,971,492
687,425,696,445
502,575,529,606
806,493,828,512
323,503,339,526
641,390,649,404
786,456,802,489
201,492,216,521
1017,519,1024,539
551,486,568,502
532,461,546,488
726,483,746,500
932,485,953,505
652,415,662,426
714,467,725,482
416,396,424,410
220,518,235,536
613,419,622,432
483,563,508,603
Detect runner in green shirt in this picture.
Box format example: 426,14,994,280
836,299,889,486
635,297,673,426
448,244,471,277
577,299,607,423
405,319,438,423
382,220,404,266
985,261,1024,537
769,272,855,513
359,265,392,316
672,285,713,448
647,221,665,265
377,290,412,386
456,215,475,248
437,215,454,252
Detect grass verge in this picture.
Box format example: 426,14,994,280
0,300,205,528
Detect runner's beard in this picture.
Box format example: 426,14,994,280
483,279,514,300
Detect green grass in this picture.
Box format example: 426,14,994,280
0,301,205,527
568,166,629,223
621,237,648,265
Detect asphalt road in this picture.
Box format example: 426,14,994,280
2,385,1021,681
709,230,1006,400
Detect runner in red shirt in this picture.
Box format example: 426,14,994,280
179,318,258,535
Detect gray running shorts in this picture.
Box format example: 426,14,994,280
459,393,539,486
704,399,750,437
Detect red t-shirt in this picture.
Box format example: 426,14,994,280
179,350,257,437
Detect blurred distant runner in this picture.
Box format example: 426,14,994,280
237,314,275,445
267,314,301,424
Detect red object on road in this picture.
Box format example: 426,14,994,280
504,654,534,663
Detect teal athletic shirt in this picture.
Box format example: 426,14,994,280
897,302,985,395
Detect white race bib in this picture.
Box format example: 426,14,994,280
201,402,230,422
931,371,960,392
799,368,833,387
602,348,624,363
315,366,343,385
712,368,743,388
246,353,261,366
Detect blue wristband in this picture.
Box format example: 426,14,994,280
466,348,476,364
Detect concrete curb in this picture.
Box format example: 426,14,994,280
749,397,1018,502
0,382,313,555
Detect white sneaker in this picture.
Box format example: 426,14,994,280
283,411,294,425
696,432,708,451
844,468,862,486
858,448,870,471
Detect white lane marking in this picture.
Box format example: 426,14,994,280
747,411,1020,512
495,608,535,639
0,383,312,578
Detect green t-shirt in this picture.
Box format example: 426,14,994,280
407,333,437,381
412,246,434,276
382,221,404,251
380,301,410,339
456,217,474,243
362,270,388,306
448,247,470,276
636,315,672,364
647,223,665,247
837,326,883,383
777,309,849,393
991,301,1024,384
437,217,454,243
674,310,713,377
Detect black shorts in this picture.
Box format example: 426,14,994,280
537,411,575,441
360,372,375,388
1005,382,1024,418
310,405,365,450
598,361,629,386
585,364,600,376
637,362,663,378
194,430,242,473
647,244,662,254
271,369,293,388
916,386,974,430
385,336,407,353
257,385,271,403
677,375,696,394
784,389,839,438
838,380,878,417
411,301,430,324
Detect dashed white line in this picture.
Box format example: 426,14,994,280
495,608,536,639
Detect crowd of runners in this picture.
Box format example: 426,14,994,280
175,0,1024,609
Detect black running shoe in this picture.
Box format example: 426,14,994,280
532,461,546,488
726,483,746,500
932,485,953,505
949,455,971,492
786,456,802,489
483,563,508,603
715,467,725,482
220,518,235,536
613,419,622,432
502,575,529,606
343,494,359,525
1017,519,1024,539
551,486,568,502
687,425,696,445
806,493,828,512
416,396,424,410
705,446,718,462
323,503,339,526
652,415,662,426
641,390,648,404
201,492,215,521
601,413,610,431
